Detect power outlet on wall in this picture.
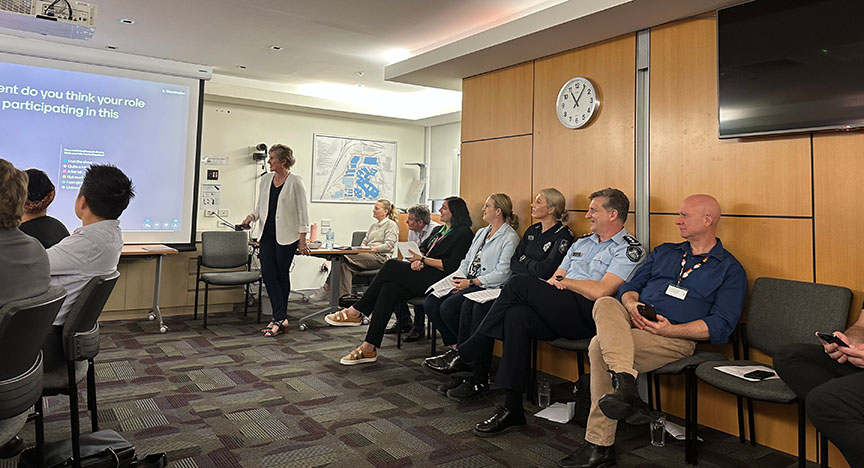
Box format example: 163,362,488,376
204,210,216,217
218,209,230,218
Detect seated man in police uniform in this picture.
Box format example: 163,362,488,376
560,194,747,468
426,188,645,436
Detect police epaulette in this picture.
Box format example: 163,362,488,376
623,235,641,246
577,232,592,239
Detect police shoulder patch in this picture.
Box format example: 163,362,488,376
626,245,644,262
558,239,570,253
623,235,641,246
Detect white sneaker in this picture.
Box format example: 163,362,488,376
308,288,330,302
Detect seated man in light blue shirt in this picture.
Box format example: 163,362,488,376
47,164,135,326
427,188,646,437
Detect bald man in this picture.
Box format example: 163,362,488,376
560,195,748,468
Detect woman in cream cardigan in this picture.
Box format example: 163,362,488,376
242,144,310,337
336,199,399,297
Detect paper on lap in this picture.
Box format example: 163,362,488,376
464,289,501,303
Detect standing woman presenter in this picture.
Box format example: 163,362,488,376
242,144,310,337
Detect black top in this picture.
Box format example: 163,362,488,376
510,221,574,278
424,224,474,274
261,182,283,241
19,215,70,248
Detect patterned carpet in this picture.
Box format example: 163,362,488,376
2,299,815,468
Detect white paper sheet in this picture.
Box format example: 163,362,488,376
426,275,458,298
396,241,421,260
533,402,575,423
664,420,704,441
464,289,502,304
713,365,779,382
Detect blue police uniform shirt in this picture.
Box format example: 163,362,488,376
558,227,645,282
619,239,747,344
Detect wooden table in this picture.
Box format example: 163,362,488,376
121,244,178,333
297,247,369,331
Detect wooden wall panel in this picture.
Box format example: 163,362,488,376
397,213,441,243
650,18,811,216
814,133,864,325
460,136,533,234
461,62,534,142
568,212,636,240
533,35,636,210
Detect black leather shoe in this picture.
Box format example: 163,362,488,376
0,436,24,459
423,349,472,374
404,329,424,342
437,375,466,395
473,406,526,437
447,375,489,401
598,371,652,425
384,323,412,335
558,441,616,468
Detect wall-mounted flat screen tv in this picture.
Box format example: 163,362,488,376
718,0,864,138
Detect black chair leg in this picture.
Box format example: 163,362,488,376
87,359,98,432
244,284,249,316
194,263,201,320
257,280,263,324
203,283,210,328
576,351,585,378
819,430,828,468
528,339,538,404
798,402,806,468
685,368,699,465
396,312,402,349
35,398,45,467
646,372,654,410
430,322,437,356
747,398,756,446
736,395,745,443
68,361,82,468
654,374,662,412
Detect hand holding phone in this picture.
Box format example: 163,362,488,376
235,223,251,231
637,304,657,322
816,332,849,348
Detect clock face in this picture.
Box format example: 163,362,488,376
556,77,599,129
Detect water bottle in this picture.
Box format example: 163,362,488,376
325,228,334,249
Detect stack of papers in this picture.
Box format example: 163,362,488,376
396,241,420,260
534,402,576,423
426,275,458,298
464,289,501,304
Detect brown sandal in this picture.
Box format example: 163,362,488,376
339,346,377,365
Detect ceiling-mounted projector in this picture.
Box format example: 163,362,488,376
0,0,96,40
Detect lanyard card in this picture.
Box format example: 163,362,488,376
666,284,688,300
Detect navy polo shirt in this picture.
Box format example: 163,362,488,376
619,239,747,344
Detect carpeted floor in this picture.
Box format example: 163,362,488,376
3,299,817,468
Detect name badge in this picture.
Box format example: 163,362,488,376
665,284,688,300
572,251,582,257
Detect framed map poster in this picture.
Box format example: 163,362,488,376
311,134,397,203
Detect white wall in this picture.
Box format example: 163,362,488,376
198,100,427,245
428,122,461,200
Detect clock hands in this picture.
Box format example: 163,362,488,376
575,86,586,106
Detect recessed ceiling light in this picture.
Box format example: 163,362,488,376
119,19,135,24
355,71,364,77
355,84,365,88
236,65,247,69
105,45,118,50
270,46,282,51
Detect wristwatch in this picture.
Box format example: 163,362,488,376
420,256,426,264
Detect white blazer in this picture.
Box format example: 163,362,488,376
250,172,310,245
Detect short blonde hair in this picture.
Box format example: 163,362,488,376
0,158,28,229
376,199,398,222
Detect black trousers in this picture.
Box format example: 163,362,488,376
459,274,596,392
355,259,445,348
459,300,495,380
424,286,483,346
258,238,298,322
774,344,864,467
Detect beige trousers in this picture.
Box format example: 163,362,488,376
584,296,696,446
338,252,388,297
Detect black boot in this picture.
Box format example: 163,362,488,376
0,436,23,459
473,406,526,437
437,375,466,395
598,371,651,424
558,441,616,468
423,349,471,374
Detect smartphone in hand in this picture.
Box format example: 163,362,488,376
816,332,850,348
637,304,657,322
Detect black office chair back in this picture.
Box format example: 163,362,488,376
351,231,366,247
745,277,852,357
201,231,250,269
0,286,66,419
61,271,120,360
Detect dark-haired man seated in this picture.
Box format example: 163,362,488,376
560,194,747,468
47,164,135,326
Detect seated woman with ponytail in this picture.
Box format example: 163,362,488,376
428,188,574,400
423,193,521,359
327,197,474,365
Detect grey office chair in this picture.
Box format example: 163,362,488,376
696,277,852,468
195,231,262,328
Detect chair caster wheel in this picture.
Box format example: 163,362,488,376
148,314,156,321
159,326,168,333
362,317,369,325
301,296,310,303
299,323,308,331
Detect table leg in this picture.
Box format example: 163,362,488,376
147,254,168,333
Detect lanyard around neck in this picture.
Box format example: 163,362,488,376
677,251,708,286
